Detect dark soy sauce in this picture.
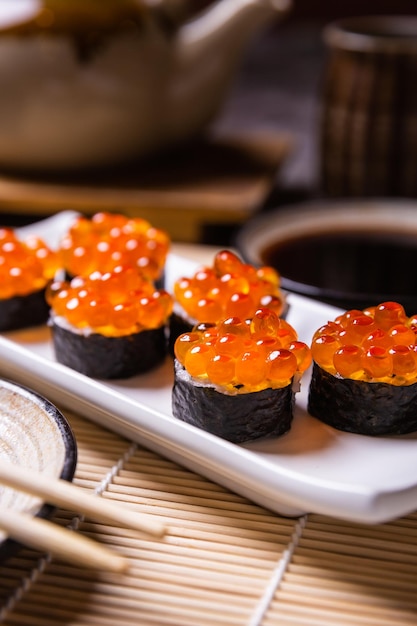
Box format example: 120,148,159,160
261,230,417,311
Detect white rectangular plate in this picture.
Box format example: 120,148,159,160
3,211,417,524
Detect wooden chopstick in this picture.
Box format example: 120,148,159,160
0,507,128,573
0,458,166,538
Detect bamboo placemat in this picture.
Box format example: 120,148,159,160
1,407,417,626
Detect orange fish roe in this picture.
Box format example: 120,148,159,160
0,228,60,299
174,308,311,393
46,266,173,337
58,212,170,281
173,249,285,323
312,301,417,385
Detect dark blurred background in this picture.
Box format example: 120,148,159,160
192,0,417,19
3,1,417,243
184,0,416,244
213,0,417,193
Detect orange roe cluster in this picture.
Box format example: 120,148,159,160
0,228,60,299
174,249,285,323
58,212,170,282
174,307,311,393
46,266,173,337
312,301,417,385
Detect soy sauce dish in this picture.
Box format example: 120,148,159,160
236,199,417,314
0,379,77,560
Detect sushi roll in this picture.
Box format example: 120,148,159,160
0,228,60,331
58,211,170,284
308,301,417,435
47,266,173,379
170,249,286,351
172,308,311,443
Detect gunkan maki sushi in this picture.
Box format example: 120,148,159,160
172,307,311,443
47,266,173,379
0,228,60,331
308,301,417,435
170,249,287,351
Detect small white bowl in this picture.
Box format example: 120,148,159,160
0,379,77,560
236,199,417,314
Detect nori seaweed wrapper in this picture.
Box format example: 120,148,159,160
172,358,294,443
0,288,49,331
51,322,167,379
308,361,417,436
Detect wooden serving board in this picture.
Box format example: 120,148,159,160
0,132,291,242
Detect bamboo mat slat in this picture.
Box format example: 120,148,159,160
1,410,417,626
263,513,417,626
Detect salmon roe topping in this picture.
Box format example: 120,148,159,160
0,229,60,299
46,266,173,337
58,212,170,281
173,249,285,323
174,308,311,393
312,301,417,385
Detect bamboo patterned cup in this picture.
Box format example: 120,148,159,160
320,16,417,197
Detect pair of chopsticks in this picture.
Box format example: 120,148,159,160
0,458,166,573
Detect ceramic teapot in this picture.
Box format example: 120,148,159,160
0,0,290,171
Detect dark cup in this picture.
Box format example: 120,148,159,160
320,15,417,197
